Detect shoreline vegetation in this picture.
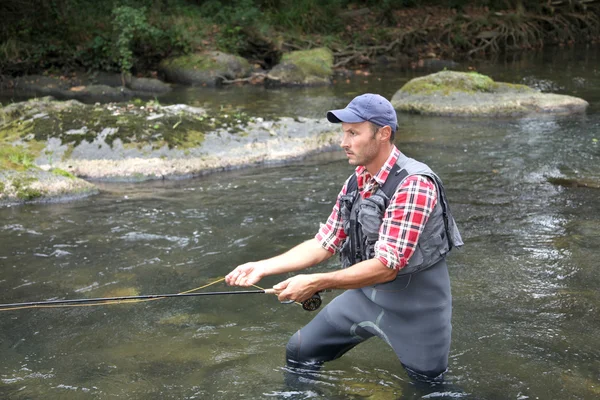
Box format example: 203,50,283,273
1,1,599,80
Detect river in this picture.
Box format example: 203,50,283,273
1,46,599,399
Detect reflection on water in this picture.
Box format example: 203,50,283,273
1,47,600,399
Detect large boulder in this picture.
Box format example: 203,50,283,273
159,51,252,86
266,47,333,86
0,97,340,203
391,71,589,116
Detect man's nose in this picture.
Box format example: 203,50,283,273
340,133,349,148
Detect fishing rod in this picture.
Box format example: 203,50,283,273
0,289,322,311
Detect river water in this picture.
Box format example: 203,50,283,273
1,47,600,399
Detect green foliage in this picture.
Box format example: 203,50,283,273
0,146,37,171
0,0,598,74
112,6,160,74
51,168,75,179
199,0,264,53
266,0,345,34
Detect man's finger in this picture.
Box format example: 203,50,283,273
233,272,246,286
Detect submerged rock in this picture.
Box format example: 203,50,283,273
4,73,171,103
266,47,333,86
159,51,252,86
391,71,589,116
547,176,600,189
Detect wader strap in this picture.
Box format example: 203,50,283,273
346,175,359,265
379,165,409,200
346,174,358,194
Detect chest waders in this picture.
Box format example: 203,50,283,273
285,155,463,381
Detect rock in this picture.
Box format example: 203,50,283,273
87,71,125,87
1,98,340,189
159,51,252,86
70,84,134,102
8,75,73,99
547,176,600,189
266,47,333,86
391,71,589,116
3,72,172,103
128,77,171,93
0,169,98,206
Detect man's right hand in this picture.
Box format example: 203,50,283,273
225,262,266,287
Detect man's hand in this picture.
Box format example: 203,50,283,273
273,274,320,303
225,262,266,287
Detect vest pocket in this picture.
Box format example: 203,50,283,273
358,196,386,240
419,233,448,268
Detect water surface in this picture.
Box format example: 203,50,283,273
1,47,600,399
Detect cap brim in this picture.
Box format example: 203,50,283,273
326,109,366,124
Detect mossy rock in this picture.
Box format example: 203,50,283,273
159,51,251,86
0,169,98,205
267,47,333,86
1,98,339,185
391,71,589,117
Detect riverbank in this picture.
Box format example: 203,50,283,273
1,2,599,82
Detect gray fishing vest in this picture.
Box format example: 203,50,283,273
339,153,463,275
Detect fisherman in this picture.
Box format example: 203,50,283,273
225,93,463,383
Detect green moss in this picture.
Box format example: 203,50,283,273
0,181,5,194
400,71,532,96
282,47,333,78
0,118,34,143
11,176,44,200
3,100,256,167
0,145,38,171
51,168,75,179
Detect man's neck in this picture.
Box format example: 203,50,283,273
365,144,394,176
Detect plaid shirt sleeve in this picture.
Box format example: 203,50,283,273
375,175,438,271
315,180,349,254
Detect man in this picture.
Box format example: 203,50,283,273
226,93,463,382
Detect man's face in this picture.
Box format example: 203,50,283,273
340,121,380,167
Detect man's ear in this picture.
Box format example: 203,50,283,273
379,126,392,142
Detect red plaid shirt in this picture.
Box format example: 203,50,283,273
315,146,438,271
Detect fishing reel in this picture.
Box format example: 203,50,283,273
301,293,322,311
280,292,322,311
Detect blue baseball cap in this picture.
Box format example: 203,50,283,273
327,93,398,133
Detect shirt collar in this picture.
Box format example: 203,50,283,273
355,146,401,189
